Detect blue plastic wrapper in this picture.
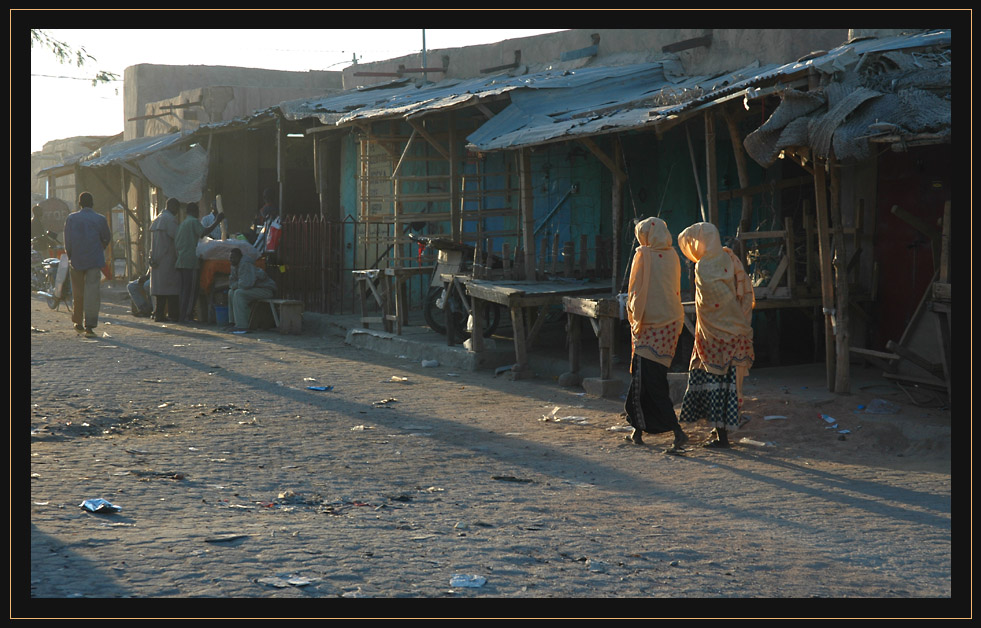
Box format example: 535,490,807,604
80,498,121,513
306,386,333,391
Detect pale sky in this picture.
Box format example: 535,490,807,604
29,28,567,153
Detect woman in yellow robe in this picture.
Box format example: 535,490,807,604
677,222,755,448
623,217,688,449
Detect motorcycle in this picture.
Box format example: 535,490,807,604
31,231,72,311
408,232,501,340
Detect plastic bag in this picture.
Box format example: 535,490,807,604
265,217,282,253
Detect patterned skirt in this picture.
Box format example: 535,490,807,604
624,355,679,435
679,366,740,431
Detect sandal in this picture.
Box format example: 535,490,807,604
625,428,644,445
702,439,731,449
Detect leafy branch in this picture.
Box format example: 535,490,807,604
30,29,120,86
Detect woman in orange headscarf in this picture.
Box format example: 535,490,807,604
677,222,755,448
623,217,688,450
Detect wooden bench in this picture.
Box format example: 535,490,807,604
248,298,304,334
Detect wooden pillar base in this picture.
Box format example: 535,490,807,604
558,371,583,387
582,377,623,399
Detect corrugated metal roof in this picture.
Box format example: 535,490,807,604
79,132,187,168
466,29,951,152
466,61,779,151
43,29,949,175
277,63,673,128
650,29,952,119
35,150,90,177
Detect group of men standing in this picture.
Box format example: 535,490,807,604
148,198,223,323
57,190,277,336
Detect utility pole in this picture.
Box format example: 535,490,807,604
422,29,428,84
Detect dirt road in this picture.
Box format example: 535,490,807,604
22,287,959,616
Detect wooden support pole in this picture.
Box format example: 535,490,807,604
686,124,706,222
938,200,950,283
552,232,560,275
276,118,284,213
563,241,575,277
705,111,719,226
813,158,836,391
804,209,816,291
470,295,485,353
723,107,753,234
784,217,796,298
611,137,623,294
519,149,537,281
510,306,529,376
449,115,460,242
567,313,582,379
829,154,850,393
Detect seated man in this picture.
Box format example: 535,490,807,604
227,248,277,332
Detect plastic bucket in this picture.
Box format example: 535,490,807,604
214,305,229,326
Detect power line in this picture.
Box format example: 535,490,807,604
31,73,122,82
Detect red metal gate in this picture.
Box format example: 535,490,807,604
278,215,343,314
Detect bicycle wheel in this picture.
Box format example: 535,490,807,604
477,302,501,337
423,286,450,336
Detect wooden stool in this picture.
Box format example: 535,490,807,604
249,299,304,334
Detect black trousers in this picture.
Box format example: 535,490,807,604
153,295,179,321
624,354,681,435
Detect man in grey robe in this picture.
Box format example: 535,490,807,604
149,197,181,322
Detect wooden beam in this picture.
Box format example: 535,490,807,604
717,175,812,202
738,230,786,240
519,148,536,281
686,124,706,222
938,201,950,283
829,153,850,393
449,114,460,242
662,33,712,53
705,111,719,225
885,340,945,378
408,118,451,161
476,104,496,120
784,217,797,298
723,107,753,234
579,137,626,183
391,128,418,179
611,137,623,296
813,158,836,391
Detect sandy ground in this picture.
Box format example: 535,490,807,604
21,283,962,617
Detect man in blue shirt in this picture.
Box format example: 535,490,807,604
63,191,111,337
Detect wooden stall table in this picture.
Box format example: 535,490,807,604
560,295,622,398
445,276,612,380
353,266,434,335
